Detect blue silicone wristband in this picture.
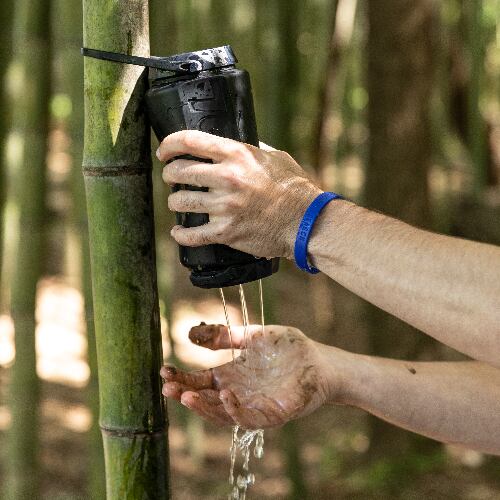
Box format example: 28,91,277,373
294,192,343,274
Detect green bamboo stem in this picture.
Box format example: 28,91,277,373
82,1,169,498
466,0,487,194
0,0,14,295
4,0,51,498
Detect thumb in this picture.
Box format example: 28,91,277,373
189,323,265,350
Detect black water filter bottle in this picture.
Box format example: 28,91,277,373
82,46,279,288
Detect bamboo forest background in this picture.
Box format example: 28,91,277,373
1,0,500,498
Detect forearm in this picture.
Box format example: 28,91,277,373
323,346,500,454
308,200,500,366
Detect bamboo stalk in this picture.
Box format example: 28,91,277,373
82,1,169,497
0,0,14,293
466,0,487,194
4,0,51,497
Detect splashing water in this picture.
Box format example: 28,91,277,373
228,426,263,500
220,281,266,500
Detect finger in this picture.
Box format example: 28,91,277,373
259,141,277,152
157,130,252,164
162,381,192,401
170,223,224,247
168,190,220,214
181,391,233,426
162,160,228,189
160,365,180,379
197,389,223,406
161,366,214,390
189,324,265,350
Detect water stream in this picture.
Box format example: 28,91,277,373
220,281,266,500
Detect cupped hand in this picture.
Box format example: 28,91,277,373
160,324,341,430
157,130,322,259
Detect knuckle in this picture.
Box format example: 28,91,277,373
224,195,243,211
181,130,198,149
220,169,241,188
224,142,248,161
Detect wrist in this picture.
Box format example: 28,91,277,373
315,342,363,406
307,199,353,269
281,185,323,260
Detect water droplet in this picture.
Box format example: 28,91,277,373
254,445,264,459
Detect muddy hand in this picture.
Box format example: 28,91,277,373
160,324,337,429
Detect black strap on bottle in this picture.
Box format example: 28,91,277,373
81,46,238,76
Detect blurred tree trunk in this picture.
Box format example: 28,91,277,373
3,0,51,498
82,0,170,498
274,1,308,498
55,0,106,496
0,0,14,294
311,0,341,183
275,0,300,154
448,1,497,190
466,0,487,194
365,0,438,462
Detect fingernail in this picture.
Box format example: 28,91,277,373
156,148,161,160
164,366,177,377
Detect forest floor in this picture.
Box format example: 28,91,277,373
1,278,500,499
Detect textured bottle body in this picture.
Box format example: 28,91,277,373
145,67,279,288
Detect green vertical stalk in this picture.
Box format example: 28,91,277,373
467,0,487,194
0,0,14,293
4,0,51,498
55,0,106,496
82,1,170,498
